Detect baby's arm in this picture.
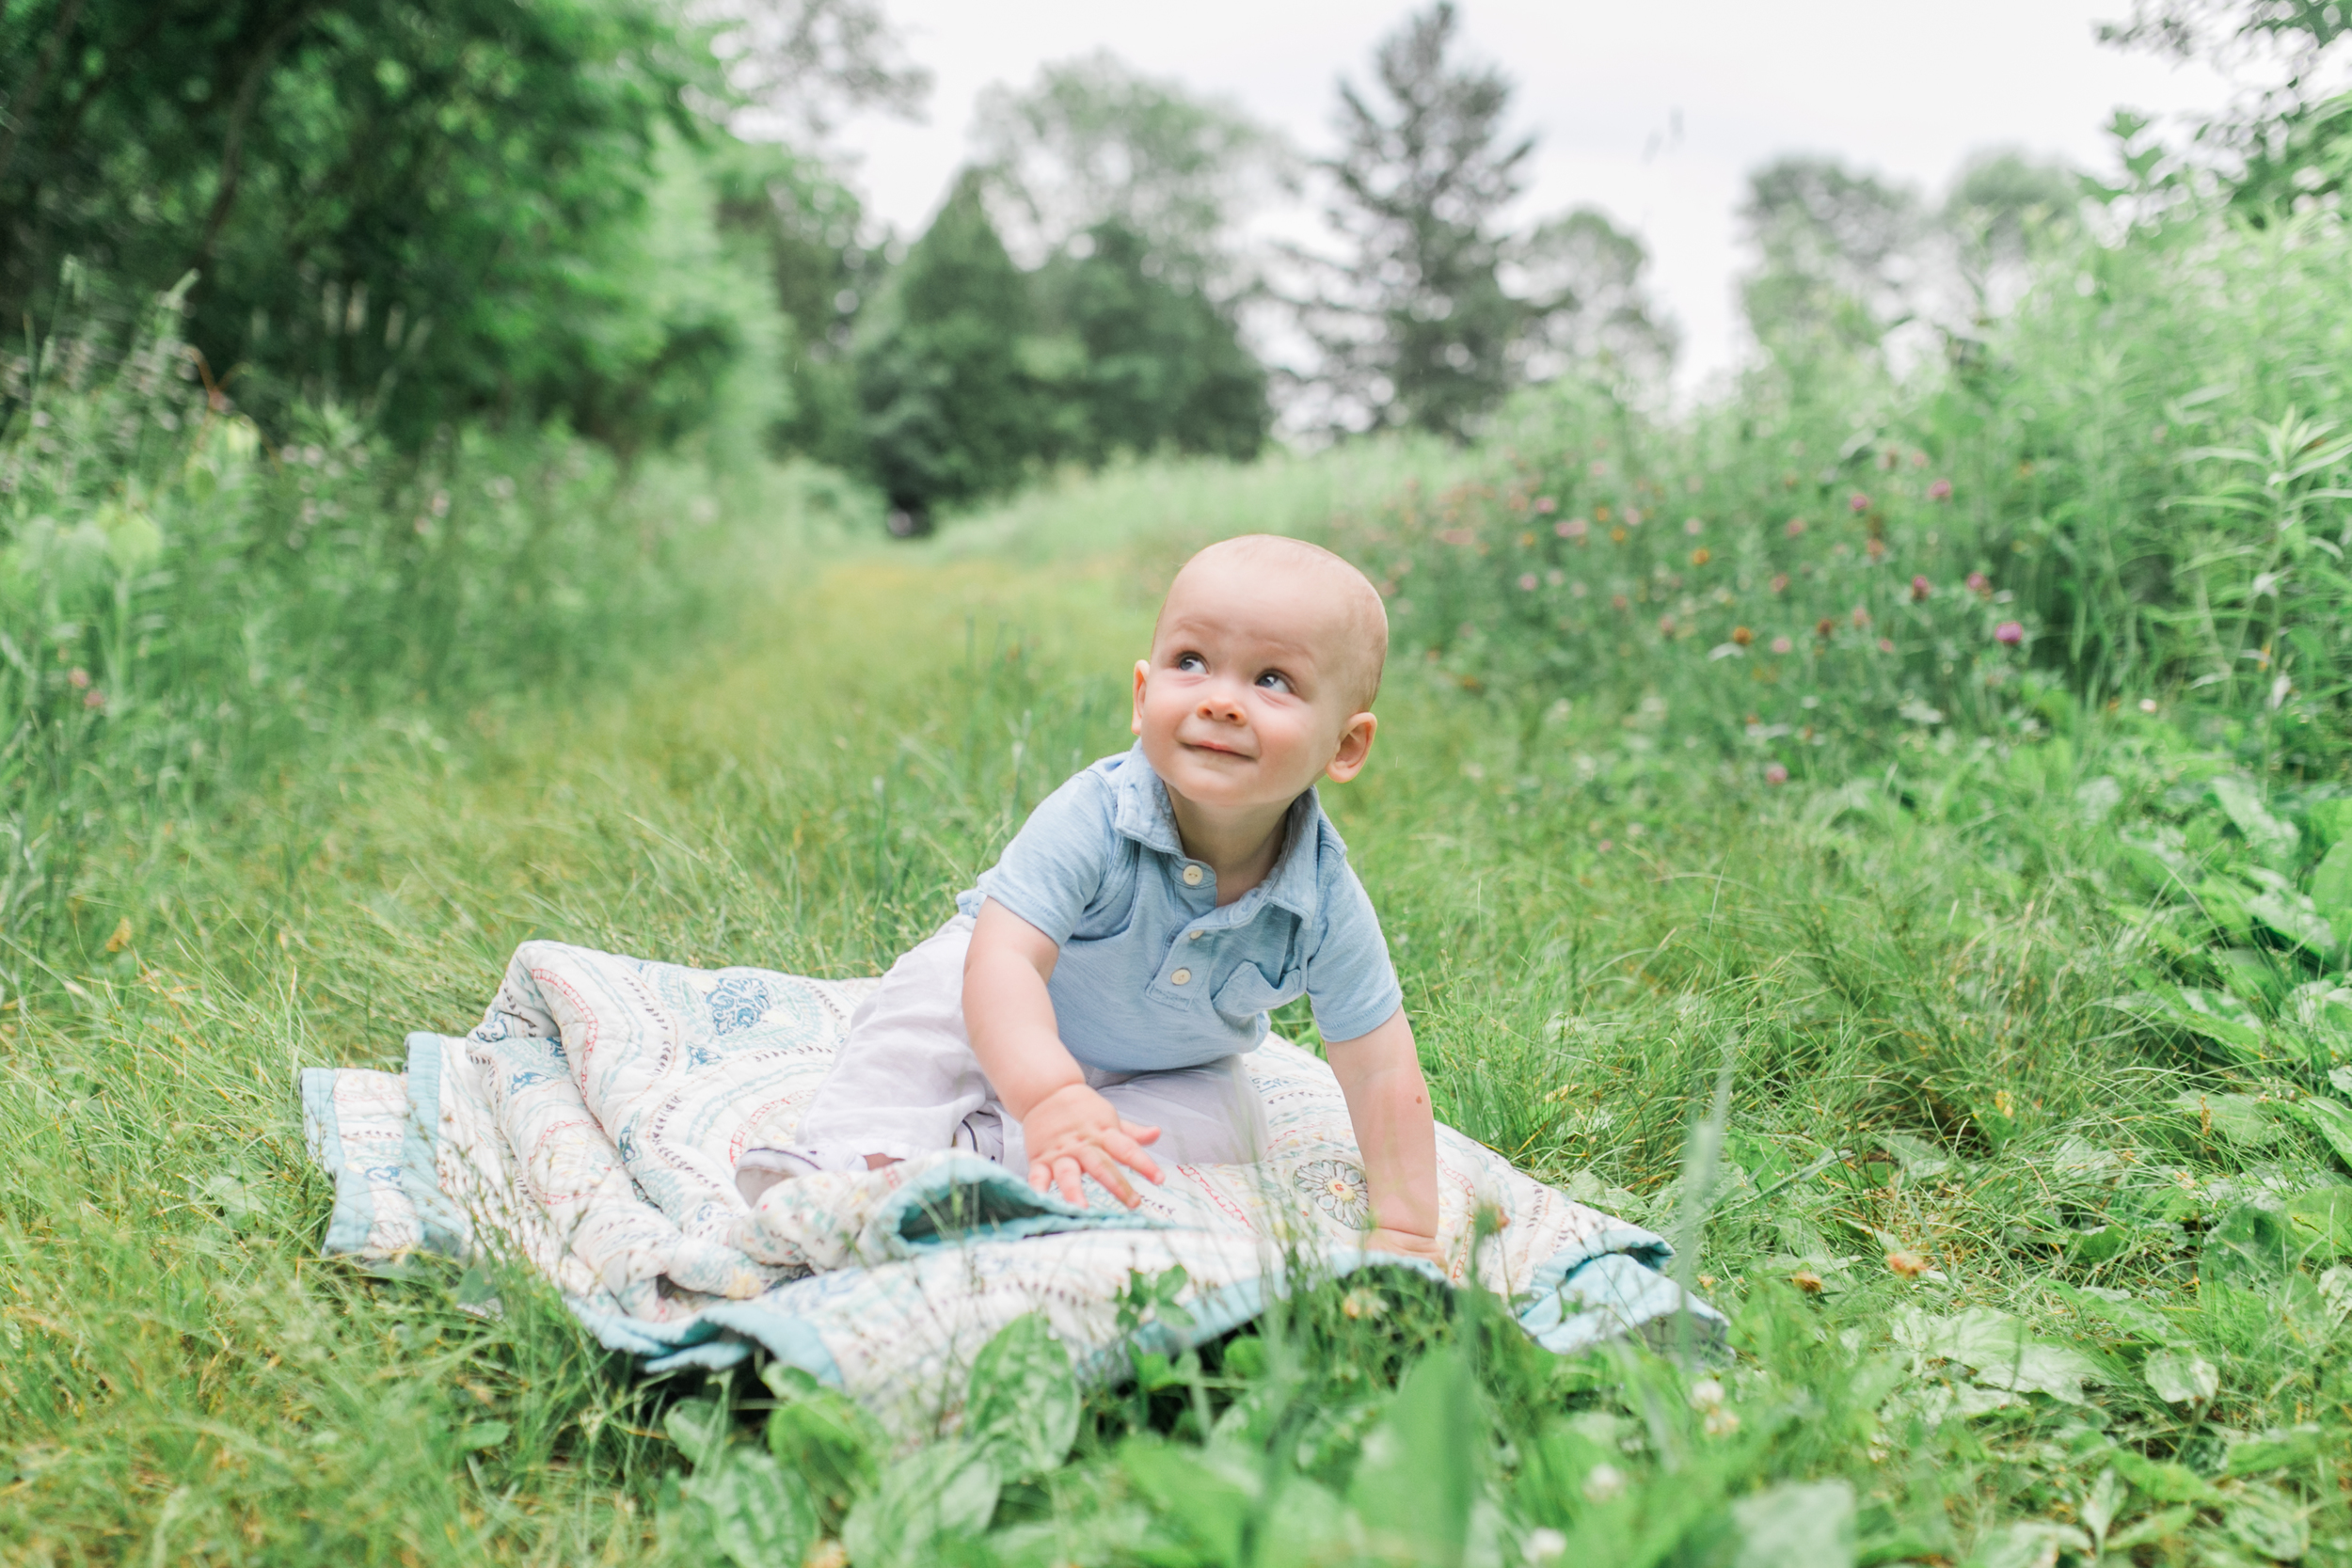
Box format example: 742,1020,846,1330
963,898,1163,1207
1326,1007,1443,1263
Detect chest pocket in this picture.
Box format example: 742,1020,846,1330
1212,960,1304,1021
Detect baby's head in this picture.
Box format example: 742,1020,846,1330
1132,535,1389,814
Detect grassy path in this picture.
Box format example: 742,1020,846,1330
6,535,2343,1562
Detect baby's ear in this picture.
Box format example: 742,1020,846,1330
1131,659,1150,736
1324,711,1378,783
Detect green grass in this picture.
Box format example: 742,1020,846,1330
6,465,2350,1564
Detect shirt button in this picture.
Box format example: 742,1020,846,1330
1181,863,1204,886
1188,928,1206,942
1170,968,1192,986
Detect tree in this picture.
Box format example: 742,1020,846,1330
1737,156,1926,365
1293,4,1670,439
851,172,1046,528
1030,222,1269,466
1940,150,2080,320
0,0,924,451
971,53,1289,292
2097,0,2352,211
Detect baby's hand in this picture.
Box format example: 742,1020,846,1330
1024,1084,1163,1208
1362,1227,1447,1267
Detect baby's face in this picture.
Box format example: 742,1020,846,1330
1132,552,1377,816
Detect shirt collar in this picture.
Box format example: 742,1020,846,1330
1109,743,1329,920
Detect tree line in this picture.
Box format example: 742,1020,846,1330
5,0,2341,529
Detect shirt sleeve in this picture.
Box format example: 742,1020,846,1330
965,768,1116,944
1304,857,1404,1043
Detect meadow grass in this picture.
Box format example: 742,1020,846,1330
6,469,2348,1563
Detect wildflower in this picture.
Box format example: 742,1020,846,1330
1849,492,1870,514
1769,573,1788,594
1557,516,1588,541
1611,594,1629,611
1658,615,1677,636
1527,1527,1568,1562
1994,621,2024,645
1596,505,1612,522
1731,626,1753,645
1570,580,1588,598
1765,763,1788,784
1816,618,1835,639
1535,496,1557,514
1582,1464,1628,1503
1518,573,1539,592
1341,1287,1387,1320
1687,1378,1726,1411
1965,571,1990,594
84,689,106,710
1910,575,1931,601
1791,1269,1824,1293
1589,460,1610,479
1690,547,1711,566
1546,568,1565,587
1610,527,1628,544
1770,636,1793,656
1684,516,1704,536
1865,537,1885,561
67,667,89,689
1851,606,1870,627
1625,508,1644,527
1877,638,1895,654
1786,516,1806,537
1928,478,1953,501
1704,1405,1741,1437
1518,531,1536,547
1886,1250,1931,1278
2138,698,2158,713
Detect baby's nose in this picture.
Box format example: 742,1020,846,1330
1197,690,1244,720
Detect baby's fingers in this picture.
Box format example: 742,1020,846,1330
1099,1128,1163,1187
1078,1146,1139,1208
1119,1118,1162,1146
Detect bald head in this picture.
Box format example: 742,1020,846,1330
1156,535,1389,712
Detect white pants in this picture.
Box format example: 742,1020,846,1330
738,915,1268,1200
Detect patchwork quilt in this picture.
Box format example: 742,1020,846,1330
302,941,1717,1440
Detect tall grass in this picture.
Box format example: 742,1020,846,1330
0,277,866,978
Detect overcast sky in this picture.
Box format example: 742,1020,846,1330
830,1,2235,391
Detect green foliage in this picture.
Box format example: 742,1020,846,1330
1296,3,1670,437
852,172,1047,519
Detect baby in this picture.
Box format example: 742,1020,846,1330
739,534,1440,1262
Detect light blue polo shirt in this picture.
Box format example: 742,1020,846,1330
955,745,1404,1073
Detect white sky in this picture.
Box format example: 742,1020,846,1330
832,1,2237,392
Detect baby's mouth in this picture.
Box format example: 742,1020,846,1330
1182,737,1254,761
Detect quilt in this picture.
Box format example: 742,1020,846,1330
301,941,1718,1440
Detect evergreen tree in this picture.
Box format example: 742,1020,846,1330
851,172,1044,529
1296,4,1670,438
1033,221,1269,466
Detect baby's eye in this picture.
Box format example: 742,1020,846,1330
1255,671,1293,694
1175,653,1207,674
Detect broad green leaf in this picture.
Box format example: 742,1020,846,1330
2175,1090,2282,1147
2107,1448,2219,1504
2311,840,2352,922
841,1439,999,1568
2222,1486,2309,1560
2142,1348,2217,1403
964,1312,1079,1481
2202,1201,2293,1287
2296,1097,2352,1175
1348,1345,1481,1566
762,1366,881,1523
2310,800,2352,851
2283,1185,2352,1254
1120,1439,1258,1563
1893,1307,2104,1402
1255,1475,1365,1568
1729,1479,1856,1568
1967,1521,2090,1568
2106,1504,2199,1549
691,1446,817,1568
2249,889,2336,955
455,1419,509,1452
2211,775,2300,862
2224,1425,2324,1477
2048,1283,2185,1346
664,1397,729,1467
